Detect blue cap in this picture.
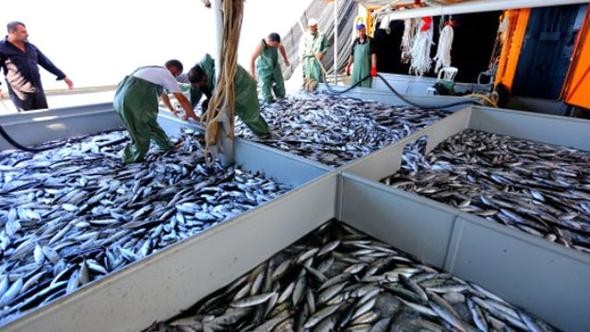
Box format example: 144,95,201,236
356,23,366,30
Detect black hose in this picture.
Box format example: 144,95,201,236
322,73,483,110
0,123,63,152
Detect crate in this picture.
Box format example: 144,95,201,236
339,105,590,331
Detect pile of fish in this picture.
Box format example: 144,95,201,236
0,129,290,324
236,93,449,166
146,221,554,332
384,129,590,254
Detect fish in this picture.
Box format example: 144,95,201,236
0,129,291,324
145,221,555,332
382,129,590,254
236,93,450,166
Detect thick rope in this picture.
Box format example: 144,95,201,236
434,24,454,73
400,18,416,64
409,17,433,77
202,0,243,161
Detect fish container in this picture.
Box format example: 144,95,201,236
238,89,473,168
339,106,590,331
371,72,493,96
0,103,118,150
0,104,333,330
2,171,338,332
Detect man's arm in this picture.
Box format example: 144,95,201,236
173,92,199,121
315,34,330,61
161,93,178,116
36,47,73,89
250,43,262,79
279,44,290,66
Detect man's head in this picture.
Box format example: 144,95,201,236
266,33,281,48
188,65,208,89
165,59,184,77
308,18,318,35
7,21,28,43
356,24,367,38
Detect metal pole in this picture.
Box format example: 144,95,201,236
212,0,234,165
212,0,223,82
333,0,338,85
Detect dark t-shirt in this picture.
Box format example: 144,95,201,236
351,37,376,56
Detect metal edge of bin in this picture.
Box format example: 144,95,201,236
371,73,437,95
339,171,460,267
0,103,114,123
2,172,339,332
235,139,332,188
0,104,120,151
156,113,332,188
470,106,590,151
338,171,590,331
371,73,491,96
337,105,590,331
447,212,590,332
340,107,473,182
317,86,473,111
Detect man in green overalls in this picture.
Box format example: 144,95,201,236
113,65,199,164
300,18,329,91
187,54,270,137
250,33,290,103
346,24,378,87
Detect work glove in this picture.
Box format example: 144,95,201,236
346,64,351,76
371,66,377,77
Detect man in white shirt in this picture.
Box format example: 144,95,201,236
113,65,199,164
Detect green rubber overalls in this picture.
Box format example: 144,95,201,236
113,66,173,164
351,39,372,88
195,54,269,136
301,32,328,89
256,39,285,103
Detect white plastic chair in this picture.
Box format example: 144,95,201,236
427,67,458,95
437,66,458,82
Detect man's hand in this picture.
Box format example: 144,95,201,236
182,112,200,121
64,77,74,90
284,60,290,67
0,90,5,100
346,64,351,76
315,52,324,61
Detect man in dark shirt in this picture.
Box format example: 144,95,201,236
0,21,73,111
346,24,378,88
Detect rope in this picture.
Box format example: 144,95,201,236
409,18,433,77
434,24,454,73
400,18,416,64
201,0,244,161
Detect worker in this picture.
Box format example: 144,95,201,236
165,59,202,111
113,64,199,164
346,23,377,87
300,18,329,92
250,32,290,103
187,53,270,137
0,21,74,111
